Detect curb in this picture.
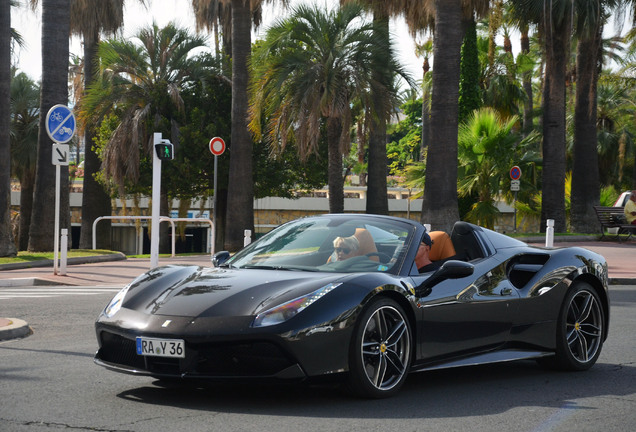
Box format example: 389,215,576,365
0,277,74,287
0,318,32,342
0,252,126,272
610,278,636,285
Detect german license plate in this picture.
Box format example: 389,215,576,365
136,337,185,358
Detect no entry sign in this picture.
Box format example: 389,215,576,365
209,137,225,156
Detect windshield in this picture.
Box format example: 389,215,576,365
228,216,415,274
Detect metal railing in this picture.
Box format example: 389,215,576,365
92,216,214,258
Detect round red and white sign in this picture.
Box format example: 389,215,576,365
209,137,225,156
510,165,521,180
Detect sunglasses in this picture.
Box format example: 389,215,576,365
335,247,351,254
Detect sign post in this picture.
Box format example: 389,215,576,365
510,166,522,233
150,134,174,268
209,137,225,252
45,105,75,275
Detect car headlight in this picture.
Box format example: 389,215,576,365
252,283,342,327
103,286,130,318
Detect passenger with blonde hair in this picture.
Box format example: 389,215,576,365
332,235,360,261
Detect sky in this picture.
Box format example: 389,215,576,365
11,0,630,89
10,0,427,85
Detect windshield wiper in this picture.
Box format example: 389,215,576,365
240,265,319,272
241,265,291,271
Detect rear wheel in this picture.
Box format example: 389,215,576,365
347,298,412,398
542,282,604,370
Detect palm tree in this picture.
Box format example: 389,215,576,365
366,10,392,216
225,0,254,250
70,0,127,250
188,1,233,251
193,0,285,251
571,1,622,233
28,0,71,252
191,0,232,61
457,108,538,229
397,0,489,232
80,22,210,251
0,0,17,257
596,79,635,189
510,0,573,233
10,71,40,251
250,3,404,214
420,0,466,232
415,38,433,156
340,0,413,215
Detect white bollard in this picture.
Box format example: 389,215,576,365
60,229,68,275
545,219,554,248
244,229,252,247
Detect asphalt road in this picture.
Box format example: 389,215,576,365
0,284,634,432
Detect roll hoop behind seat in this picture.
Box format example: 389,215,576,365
450,221,485,261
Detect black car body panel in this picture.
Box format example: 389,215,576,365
95,215,609,392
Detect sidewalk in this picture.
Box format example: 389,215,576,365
0,253,214,288
1,240,634,341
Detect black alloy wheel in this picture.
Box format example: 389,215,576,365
347,297,412,398
542,282,605,371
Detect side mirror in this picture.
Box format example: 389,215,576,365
212,251,231,267
415,260,474,297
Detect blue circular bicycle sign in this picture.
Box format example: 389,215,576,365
45,104,76,143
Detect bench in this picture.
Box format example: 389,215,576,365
593,206,636,241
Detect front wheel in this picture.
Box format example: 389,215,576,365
347,298,412,398
542,282,605,371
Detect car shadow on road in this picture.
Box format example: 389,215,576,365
115,360,636,419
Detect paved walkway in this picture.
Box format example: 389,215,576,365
0,254,214,288
1,240,634,341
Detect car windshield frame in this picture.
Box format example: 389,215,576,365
227,215,417,275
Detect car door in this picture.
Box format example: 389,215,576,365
410,257,520,361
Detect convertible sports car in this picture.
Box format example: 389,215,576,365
94,214,609,398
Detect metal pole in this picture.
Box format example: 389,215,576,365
213,154,218,251
513,191,518,233
53,164,60,275
150,133,162,268
545,219,555,247
60,229,68,275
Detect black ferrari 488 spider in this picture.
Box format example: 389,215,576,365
95,214,609,398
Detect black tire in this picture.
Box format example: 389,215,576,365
347,297,412,398
541,282,604,371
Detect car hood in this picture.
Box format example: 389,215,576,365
121,265,345,318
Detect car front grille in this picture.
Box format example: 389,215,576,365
99,332,146,370
98,331,296,378
193,341,295,377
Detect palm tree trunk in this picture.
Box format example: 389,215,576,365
366,12,389,215
420,0,462,232
79,30,112,249
540,15,571,233
421,88,430,158
520,26,534,138
571,25,602,233
327,116,344,213
0,0,16,256
225,0,254,250
18,176,35,251
28,0,71,251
